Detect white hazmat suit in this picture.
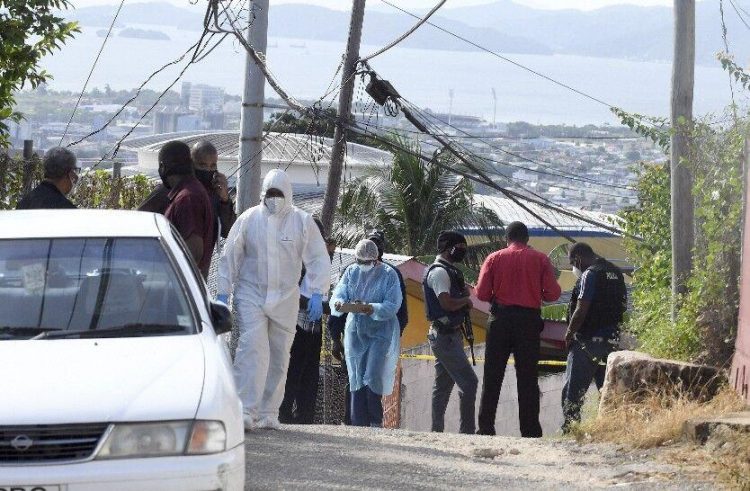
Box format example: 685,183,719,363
218,169,330,427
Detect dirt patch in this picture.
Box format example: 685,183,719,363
243,425,715,490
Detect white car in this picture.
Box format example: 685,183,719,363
0,210,245,491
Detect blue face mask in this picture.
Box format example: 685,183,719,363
359,263,374,273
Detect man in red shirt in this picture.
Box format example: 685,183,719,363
475,221,561,437
158,141,215,278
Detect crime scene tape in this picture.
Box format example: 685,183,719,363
398,353,567,367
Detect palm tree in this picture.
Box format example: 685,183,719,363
334,135,504,268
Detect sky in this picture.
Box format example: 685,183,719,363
69,0,674,11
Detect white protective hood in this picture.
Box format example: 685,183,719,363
261,169,294,214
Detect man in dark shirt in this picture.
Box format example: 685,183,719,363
158,141,215,278
16,147,79,210
561,242,626,433
139,140,236,252
475,221,561,437
279,218,336,425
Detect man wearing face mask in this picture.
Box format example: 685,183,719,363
159,141,215,279
329,239,402,427
561,242,626,433
423,231,478,434
217,169,330,431
17,147,79,210
139,141,236,253
191,140,236,246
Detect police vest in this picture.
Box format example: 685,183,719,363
422,259,467,328
567,258,627,339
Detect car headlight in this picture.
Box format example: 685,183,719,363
97,421,226,459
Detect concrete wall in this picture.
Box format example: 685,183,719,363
731,141,750,403
400,343,571,436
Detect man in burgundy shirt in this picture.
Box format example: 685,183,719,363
475,221,561,437
158,141,215,279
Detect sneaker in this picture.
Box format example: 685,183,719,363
257,416,281,430
243,412,259,431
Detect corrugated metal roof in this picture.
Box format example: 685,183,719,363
474,195,620,235
121,131,392,168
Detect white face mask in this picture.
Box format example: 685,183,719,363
572,266,583,279
265,196,285,214
358,263,374,273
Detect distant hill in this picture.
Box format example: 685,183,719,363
63,1,750,64
441,0,750,64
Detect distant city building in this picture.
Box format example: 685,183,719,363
180,82,192,109
152,106,192,134
189,84,224,111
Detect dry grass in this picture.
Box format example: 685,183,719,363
569,386,749,489
571,386,744,448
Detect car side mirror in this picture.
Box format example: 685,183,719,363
210,301,233,335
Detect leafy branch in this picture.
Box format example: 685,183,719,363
717,51,750,91
611,107,670,151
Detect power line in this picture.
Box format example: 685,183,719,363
378,0,615,109
68,37,211,148
401,100,636,191
729,0,750,30
355,120,634,199
360,0,446,62
60,0,126,145
346,119,635,240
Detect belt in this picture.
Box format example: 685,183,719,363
491,302,541,315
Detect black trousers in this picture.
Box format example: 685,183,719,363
477,306,543,438
279,327,323,424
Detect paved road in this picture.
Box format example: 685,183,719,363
243,425,714,490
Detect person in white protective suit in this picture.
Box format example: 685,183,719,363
329,239,402,427
217,169,330,430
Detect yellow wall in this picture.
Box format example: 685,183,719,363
401,281,488,350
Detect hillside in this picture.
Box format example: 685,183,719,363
62,0,750,64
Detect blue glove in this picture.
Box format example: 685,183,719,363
216,294,229,305
307,293,323,322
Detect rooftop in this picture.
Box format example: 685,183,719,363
121,130,393,169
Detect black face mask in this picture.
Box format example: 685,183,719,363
448,246,467,263
195,169,216,189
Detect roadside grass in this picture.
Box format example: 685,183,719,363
568,386,748,489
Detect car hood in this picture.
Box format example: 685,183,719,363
0,335,205,425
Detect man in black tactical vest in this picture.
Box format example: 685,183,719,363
422,231,478,434
561,242,627,433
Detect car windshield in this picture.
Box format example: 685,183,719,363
0,238,196,339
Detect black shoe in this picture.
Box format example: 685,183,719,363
476,428,495,436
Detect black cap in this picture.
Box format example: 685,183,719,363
437,230,466,252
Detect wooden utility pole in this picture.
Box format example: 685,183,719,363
321,0,366,234
237,0,269,213
670,0,695,317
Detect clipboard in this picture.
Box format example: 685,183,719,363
337,302,371,314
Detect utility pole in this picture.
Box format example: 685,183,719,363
321,0,366,233
237,0,269,213
670,0,695,317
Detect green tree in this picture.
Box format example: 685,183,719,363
619,115,747,364
334,135,504,270
0,0,79,147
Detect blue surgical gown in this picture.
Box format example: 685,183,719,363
329,263,402,396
